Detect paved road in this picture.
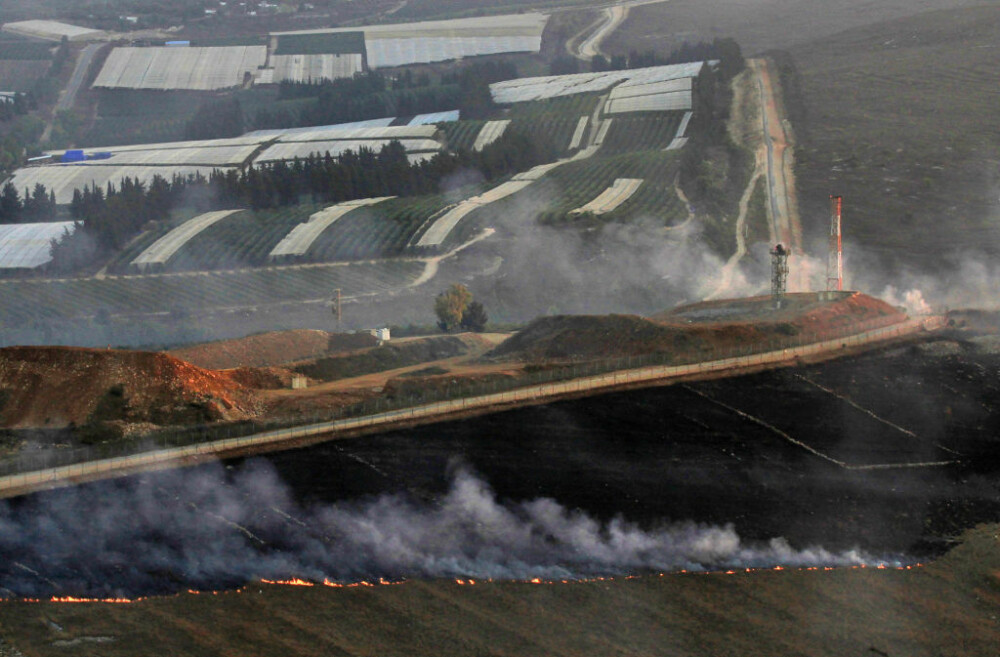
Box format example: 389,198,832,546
56,43,100,112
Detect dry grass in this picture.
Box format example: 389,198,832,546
789,5,1000,269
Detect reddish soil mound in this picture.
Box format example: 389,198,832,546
0,347,259,429
490,293,906,362
169,329,335,370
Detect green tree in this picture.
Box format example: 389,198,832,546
434,284,472,331
460,300,488,332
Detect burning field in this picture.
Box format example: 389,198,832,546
0,521,996,656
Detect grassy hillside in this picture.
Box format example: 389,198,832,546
0,523,997,656
605,0,984,57
788,5,1000,272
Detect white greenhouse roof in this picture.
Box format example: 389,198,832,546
567,116,589,150
569,178,643,215
270,197,393,257
58,145,259,167
277,124,439,143
605,91,692,114
269,53,363,83
490,61,704,104
472,120,510,151
6,165,221,205
2,20,103,41
366,35,540,68
132,210,242,268
242,118,396,138
417,179,531,247
273,13,546,68
93,46,267,90
408,110,460,125
255,138,440,163
0,221,78,269
274,13,546,38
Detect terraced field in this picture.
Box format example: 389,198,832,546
599,113,685,154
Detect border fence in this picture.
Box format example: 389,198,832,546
0,315,945,494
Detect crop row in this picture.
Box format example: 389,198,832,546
309,194,450,260
109,195,453,274
441,120,484,151
599,113,685,155
148,205,318,272
510,116,584,155
0,261,425,327
448,150,686,231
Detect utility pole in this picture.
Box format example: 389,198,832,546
332,288,341,330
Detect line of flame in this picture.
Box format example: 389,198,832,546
0,563,926,603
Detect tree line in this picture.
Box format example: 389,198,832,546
550,37,745,82
47,126,559,273
0,182,58,223
208,60,518,139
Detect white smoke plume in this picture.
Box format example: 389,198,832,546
0,461,901,598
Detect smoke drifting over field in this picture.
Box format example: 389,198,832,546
0,461,898,598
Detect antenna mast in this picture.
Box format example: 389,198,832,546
826,195,843,291
771,244,790,308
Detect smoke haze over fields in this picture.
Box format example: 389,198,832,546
0,461,898,598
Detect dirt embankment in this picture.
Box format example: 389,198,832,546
0,347,259,430
490,292,905,362
169,329,339,370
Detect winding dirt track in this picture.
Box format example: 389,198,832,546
568,0,670,60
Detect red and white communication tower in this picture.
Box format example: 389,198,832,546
826,195,843,291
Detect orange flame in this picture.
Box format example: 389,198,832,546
49,596,136,604
261,578,313,586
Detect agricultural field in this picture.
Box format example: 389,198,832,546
112,194,455,274
0,260,425,329
598,114,685,155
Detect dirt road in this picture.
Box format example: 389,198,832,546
569,0,670,60
750,58,806,289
